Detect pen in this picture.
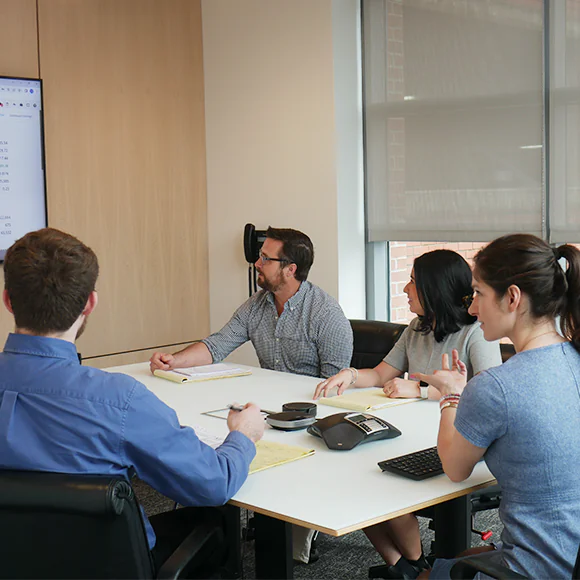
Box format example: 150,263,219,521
227,404,275,415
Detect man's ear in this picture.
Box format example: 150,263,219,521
2,289,13,314
82,291,98,316
285,263,297,279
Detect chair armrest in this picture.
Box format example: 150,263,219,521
156,521,224,580
450,554,527,580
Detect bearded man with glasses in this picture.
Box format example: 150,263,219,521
150,226,352,387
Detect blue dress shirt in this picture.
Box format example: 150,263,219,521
0,333,256,548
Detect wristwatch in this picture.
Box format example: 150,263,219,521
419,381,429,399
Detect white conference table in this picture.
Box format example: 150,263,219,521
105,362,496,578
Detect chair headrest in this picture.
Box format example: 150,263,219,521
350,319,407,352
0,470,132,516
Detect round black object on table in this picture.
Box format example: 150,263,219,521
266,411,317,431
282,402,317,416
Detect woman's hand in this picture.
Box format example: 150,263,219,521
413,349,467,397
314,369,353,399
383,378,420,399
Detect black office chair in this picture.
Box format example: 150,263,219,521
349,319,407,369
350,319,514,370
449,543,580,579
500,343,516,363
0,470,223,579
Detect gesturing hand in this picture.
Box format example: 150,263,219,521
412,349,467,397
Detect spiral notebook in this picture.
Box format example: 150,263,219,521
319,389,420,412
153,363,251,384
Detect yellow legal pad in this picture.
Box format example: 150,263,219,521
249,440,315,474
319,389,420,412
153,363,252,384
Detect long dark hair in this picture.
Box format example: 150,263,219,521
473,233,580,353
414,249,476,342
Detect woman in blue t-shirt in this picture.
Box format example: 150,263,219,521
417,234,580,579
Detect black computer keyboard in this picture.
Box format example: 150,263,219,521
378,446,444,480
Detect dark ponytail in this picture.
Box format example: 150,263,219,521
473,234,580,353
555,244,580,352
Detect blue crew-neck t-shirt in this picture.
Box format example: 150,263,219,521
455,342,580,578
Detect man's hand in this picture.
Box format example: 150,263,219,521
383,378,420,399
150,352,176,374
227,403,265,443
313,369,352,399
413,350,467,397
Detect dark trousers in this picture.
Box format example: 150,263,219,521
150,506,227,579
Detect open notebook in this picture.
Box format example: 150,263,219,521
153,363,251,384
319,389,421,412
193,425,314,474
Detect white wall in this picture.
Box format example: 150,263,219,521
202,0,364,365
333,0,366,319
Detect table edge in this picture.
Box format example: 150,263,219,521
229,478,497,537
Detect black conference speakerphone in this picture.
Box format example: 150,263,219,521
378,446,444,481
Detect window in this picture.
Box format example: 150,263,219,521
362,0,580,321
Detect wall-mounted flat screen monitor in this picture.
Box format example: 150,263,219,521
0,75,47,261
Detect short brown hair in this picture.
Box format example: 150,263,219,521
3,228,99,334
265,227,314,281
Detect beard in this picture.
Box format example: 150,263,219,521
257,269,284,293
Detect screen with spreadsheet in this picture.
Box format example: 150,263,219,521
0,76,47,261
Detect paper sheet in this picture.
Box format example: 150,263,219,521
319,389,420,412
193,424,224,449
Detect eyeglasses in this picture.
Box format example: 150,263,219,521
462,294,474,309
258,251,289,265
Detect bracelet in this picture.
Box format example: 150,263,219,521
341,367,359,386
439,395,460,412
440,394,461,404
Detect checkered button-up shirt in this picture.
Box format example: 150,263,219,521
202,281,353,379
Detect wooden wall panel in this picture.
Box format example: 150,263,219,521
82,342,191,370
36,0,209,357
0,0,38,78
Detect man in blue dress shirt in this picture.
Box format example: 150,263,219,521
0,227,265,575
